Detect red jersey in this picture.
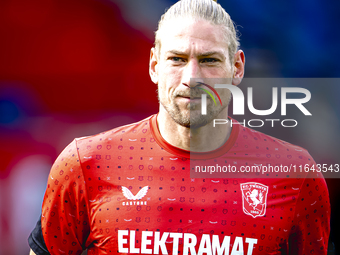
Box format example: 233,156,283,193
29,115,330,255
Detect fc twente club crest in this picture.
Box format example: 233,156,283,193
240,182,269,218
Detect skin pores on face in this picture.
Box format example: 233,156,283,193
155,18,234,129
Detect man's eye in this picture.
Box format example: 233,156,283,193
201,58,219,63
170,57,185,62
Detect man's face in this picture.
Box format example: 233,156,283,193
150,18,236,128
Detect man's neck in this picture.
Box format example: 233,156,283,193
157,107,232,152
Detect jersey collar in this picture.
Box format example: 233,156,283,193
149,114,239,160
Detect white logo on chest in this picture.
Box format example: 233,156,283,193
121,186,148,206
240,182,268,218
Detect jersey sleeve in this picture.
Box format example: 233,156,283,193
36,139,90,255
289,169,331,254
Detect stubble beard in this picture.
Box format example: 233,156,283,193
159,90,230,129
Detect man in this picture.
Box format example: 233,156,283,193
29,0,330,254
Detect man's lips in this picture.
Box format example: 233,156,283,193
176,96,202,102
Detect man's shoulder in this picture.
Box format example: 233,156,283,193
238,124,310,155
232,124,323,180
74,115,155,147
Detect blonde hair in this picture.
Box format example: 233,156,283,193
155,0,240,62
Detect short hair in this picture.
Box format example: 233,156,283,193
155,0,240,63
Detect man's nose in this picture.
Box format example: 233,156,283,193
181,59,203,87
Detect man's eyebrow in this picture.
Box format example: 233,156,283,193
198,51,225,58
166,50,225,59
167,50,187,55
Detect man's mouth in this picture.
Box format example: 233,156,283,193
176,96,202,100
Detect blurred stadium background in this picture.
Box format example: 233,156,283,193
0,0,339,254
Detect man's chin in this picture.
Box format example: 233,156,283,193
172,118,208,129
172,110,220,128
162,102,222,128
189,115,214,129
168,113,206,129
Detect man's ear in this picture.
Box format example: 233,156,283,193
149,47,159,84
232,50,245,86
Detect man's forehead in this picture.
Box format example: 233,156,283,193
159,18,228,57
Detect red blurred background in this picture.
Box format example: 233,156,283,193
0,0,339,254
0,1,158,254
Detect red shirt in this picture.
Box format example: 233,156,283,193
38,115,330,255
